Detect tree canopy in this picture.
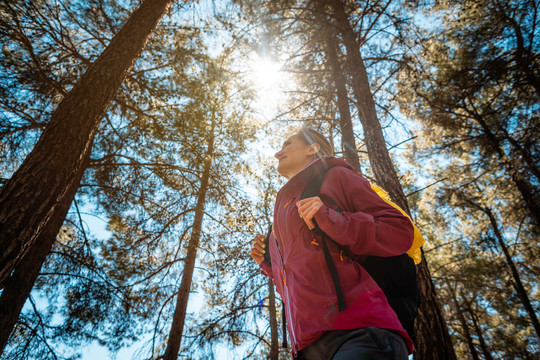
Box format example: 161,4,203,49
0,0,538,359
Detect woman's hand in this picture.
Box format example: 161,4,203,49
250,233,267,265
296,196,323,230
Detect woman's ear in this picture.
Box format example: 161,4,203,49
308,143,320,156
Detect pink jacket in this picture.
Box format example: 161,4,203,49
259,157,414,355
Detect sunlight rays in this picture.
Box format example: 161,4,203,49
247,54,293,118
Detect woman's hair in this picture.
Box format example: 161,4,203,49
295,127,334,157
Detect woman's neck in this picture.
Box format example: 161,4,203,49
284,157,317,179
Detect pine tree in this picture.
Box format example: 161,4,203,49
0,0,180,353
410,160,539,358
397,0,540,229
0,0,175,288
0,1,221,357
395,0,540,355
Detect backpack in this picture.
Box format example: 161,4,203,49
265,164,421,341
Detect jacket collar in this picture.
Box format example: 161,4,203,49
277,157,354,199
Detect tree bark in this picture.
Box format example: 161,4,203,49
163,131,214,360
328,0,457,359
461,293,494,360
0,0,175,287
323,26,361,172
413,251,457,359
448,283,480,360
0,178,80,355
328,0,410,213
267,278,279,360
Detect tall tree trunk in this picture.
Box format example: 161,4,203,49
0,180,81,354
483,207,540,340
163,132,214,360
461,294,494,360
323,27,360,172
328,1,457,359
414,251,457,359
0,0,175,287
267,278,279,360
448,283,480,360
328,0,408,212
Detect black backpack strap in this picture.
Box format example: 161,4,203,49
281,300,288,348
263,224,273,264
263,225,289,348
300,163,331,199
300,164,347,312
317,229,347,311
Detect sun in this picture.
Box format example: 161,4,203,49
251,58,281,91
247,54,291,117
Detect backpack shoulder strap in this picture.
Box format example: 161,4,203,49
263,224,273,264
300,164,333,200
300,164,347,311
262,225,289,346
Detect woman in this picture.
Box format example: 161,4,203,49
250,128,414,359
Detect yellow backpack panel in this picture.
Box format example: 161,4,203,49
370,183,425,264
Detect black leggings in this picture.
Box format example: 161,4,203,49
300,327,408,360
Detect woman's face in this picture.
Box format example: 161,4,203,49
274,135,318,179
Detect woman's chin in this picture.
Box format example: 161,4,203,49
276,164,290,179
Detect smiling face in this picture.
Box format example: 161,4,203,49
274,135,320,179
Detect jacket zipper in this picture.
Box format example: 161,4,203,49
272,204,299,356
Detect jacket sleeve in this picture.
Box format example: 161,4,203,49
313,167,413,257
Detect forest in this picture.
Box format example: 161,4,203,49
0,0,538,359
